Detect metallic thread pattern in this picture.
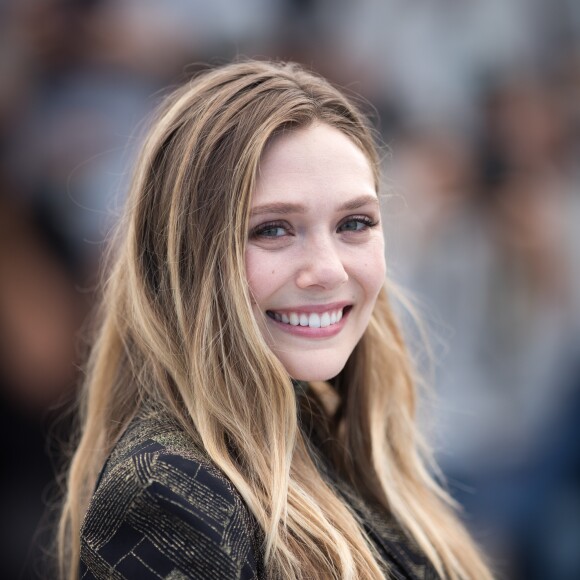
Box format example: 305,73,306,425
80,409,438,579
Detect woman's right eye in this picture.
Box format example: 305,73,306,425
250,221,289,239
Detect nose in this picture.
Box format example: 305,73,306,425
295,235,348,290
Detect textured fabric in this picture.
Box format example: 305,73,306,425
324,470,439,580
80,407,439,579
80,413,262,579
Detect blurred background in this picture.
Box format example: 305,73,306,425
1,0,579,578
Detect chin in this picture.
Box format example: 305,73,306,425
280,356,348,383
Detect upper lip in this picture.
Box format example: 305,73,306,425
267,301,351,314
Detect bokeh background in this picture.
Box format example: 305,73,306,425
1,1,580,578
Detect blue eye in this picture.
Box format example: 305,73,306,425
260,226,285,237
251,221,288,238
338,216,376,232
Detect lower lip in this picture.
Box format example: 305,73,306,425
267,308,351,338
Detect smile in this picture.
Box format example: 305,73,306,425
266,305,352,328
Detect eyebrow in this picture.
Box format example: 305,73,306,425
250,194,379,217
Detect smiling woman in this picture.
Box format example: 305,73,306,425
247,123,385,381
58,60,493,579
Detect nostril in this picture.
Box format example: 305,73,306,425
294,249,348,289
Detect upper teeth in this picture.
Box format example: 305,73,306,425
270,308,344,328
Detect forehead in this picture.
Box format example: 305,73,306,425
253,122,376,205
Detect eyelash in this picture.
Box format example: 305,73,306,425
250,215,378,239
250,221,290,239
338,215,378,232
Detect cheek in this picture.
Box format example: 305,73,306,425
245,248,285,307
355,241,386,298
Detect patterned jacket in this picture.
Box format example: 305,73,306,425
80,407,439,579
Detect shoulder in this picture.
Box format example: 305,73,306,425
80,412,263,580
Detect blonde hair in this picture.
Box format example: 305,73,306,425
59,60,492,579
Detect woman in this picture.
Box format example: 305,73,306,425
58,60,492,579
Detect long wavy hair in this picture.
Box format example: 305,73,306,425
58,60,492,579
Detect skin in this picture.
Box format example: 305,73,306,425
246,122,386,381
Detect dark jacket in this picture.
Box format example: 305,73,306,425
80,407,439,579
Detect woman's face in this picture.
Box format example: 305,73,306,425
245,122,386,381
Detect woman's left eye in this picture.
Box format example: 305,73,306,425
337,216,377,233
